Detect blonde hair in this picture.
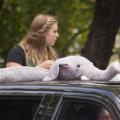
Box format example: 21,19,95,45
19,14,58,66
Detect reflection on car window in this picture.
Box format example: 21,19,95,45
33,95,60,120
97,107,113,120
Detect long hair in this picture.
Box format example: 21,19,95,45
19,14,58,66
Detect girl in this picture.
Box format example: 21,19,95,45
6,14,59,69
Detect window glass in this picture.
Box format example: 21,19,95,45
55,100,113,120
0,96,42,120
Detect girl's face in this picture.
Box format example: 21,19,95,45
46,23,59,47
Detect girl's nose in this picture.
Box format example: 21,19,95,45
56,32,59,37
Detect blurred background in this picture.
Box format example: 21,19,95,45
0,0,120,69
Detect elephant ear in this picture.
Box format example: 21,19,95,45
43,62,69,81
43,62,60,81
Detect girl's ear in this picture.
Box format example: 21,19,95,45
43,63,59,81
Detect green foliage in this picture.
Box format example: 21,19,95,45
0,0,95,65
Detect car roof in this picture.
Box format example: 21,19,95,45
0,80,120,96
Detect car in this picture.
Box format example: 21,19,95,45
0,80,120,120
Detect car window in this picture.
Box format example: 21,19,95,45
55,99,114,120
0,96,43,120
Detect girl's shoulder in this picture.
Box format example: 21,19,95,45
11,45,24,52
6,45,26,66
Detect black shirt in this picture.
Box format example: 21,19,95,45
6,45,26,66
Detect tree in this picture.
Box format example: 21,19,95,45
81,0,120,69
0,0,4,10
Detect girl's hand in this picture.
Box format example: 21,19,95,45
36,60,55,69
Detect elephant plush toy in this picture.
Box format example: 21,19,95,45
43,55,120,81
0,55,120,83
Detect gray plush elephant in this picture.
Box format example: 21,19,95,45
43,55,120,81
0,55,120,83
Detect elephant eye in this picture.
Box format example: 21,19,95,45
77,64,80,68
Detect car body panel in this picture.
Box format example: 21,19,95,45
0,80,120,120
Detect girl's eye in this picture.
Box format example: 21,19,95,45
54,30,58,33
77,64,80,68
